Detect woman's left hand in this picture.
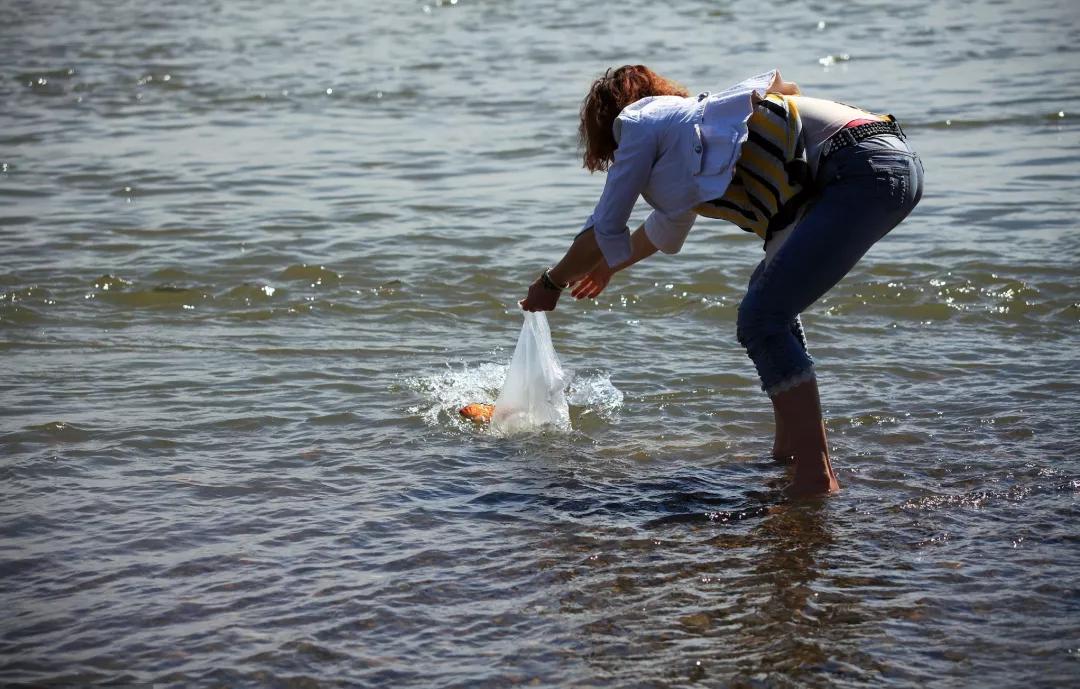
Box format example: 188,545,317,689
520,275,562,312
571,260,613,299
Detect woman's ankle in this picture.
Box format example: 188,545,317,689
786,447,838,492
786,461,840,497
784,475,840,498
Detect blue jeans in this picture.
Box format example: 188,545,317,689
736,134,925,396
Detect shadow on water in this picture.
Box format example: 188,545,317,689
466,464,787,528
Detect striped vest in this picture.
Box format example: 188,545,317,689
695,93,812,241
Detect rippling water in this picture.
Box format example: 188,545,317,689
2,0,1079,687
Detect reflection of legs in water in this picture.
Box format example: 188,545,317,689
745,500,844,676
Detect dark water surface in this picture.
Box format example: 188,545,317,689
2,0,1079,687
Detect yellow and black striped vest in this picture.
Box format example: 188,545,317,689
695,93,812,241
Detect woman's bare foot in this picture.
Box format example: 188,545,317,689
783,464,840,498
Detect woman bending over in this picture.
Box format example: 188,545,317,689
520,66,924,497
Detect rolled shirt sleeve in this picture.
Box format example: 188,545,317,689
644,207,697,254
580,113,656,267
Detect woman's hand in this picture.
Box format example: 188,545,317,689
520,274,562,312
768,70,801,96
571,260,613,299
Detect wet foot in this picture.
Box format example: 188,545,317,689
783,473,840,499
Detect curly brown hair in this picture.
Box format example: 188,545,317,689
578,65,689,173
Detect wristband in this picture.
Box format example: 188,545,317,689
540,269,567,292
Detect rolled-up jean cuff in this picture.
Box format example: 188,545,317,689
764,366,816,397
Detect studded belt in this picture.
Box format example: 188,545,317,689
820,116,906,161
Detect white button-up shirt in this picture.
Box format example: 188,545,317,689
581,70,777,266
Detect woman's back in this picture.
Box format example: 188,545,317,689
791,95,887,172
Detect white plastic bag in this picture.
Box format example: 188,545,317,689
490,311,570,434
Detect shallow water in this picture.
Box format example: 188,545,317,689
2,0,1079,687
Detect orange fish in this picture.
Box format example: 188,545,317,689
459,403,494,423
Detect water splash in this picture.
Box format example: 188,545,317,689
567,371,624,419
404,362,506,427
405,362,624,429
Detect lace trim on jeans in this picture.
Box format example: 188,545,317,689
765,366,816,397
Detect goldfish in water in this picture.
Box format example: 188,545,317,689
459,403,494,423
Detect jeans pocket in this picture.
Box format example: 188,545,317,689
868,157,913,205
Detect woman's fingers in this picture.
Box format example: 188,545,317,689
579,273,611,299
571,276,594,298
564,268,613,300
573,279,597,299
577,281,604,299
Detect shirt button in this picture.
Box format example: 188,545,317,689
694,144,702,153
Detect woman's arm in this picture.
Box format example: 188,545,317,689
570,224,657,299
519,111,659,312
549,228,604,286
519,224,659,311
519,229,603,312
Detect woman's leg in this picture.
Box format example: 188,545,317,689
771,316,808,460
773,378,838,496
738,136,924,496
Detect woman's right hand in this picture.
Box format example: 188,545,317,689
571,260,614,300
520,274,562,312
